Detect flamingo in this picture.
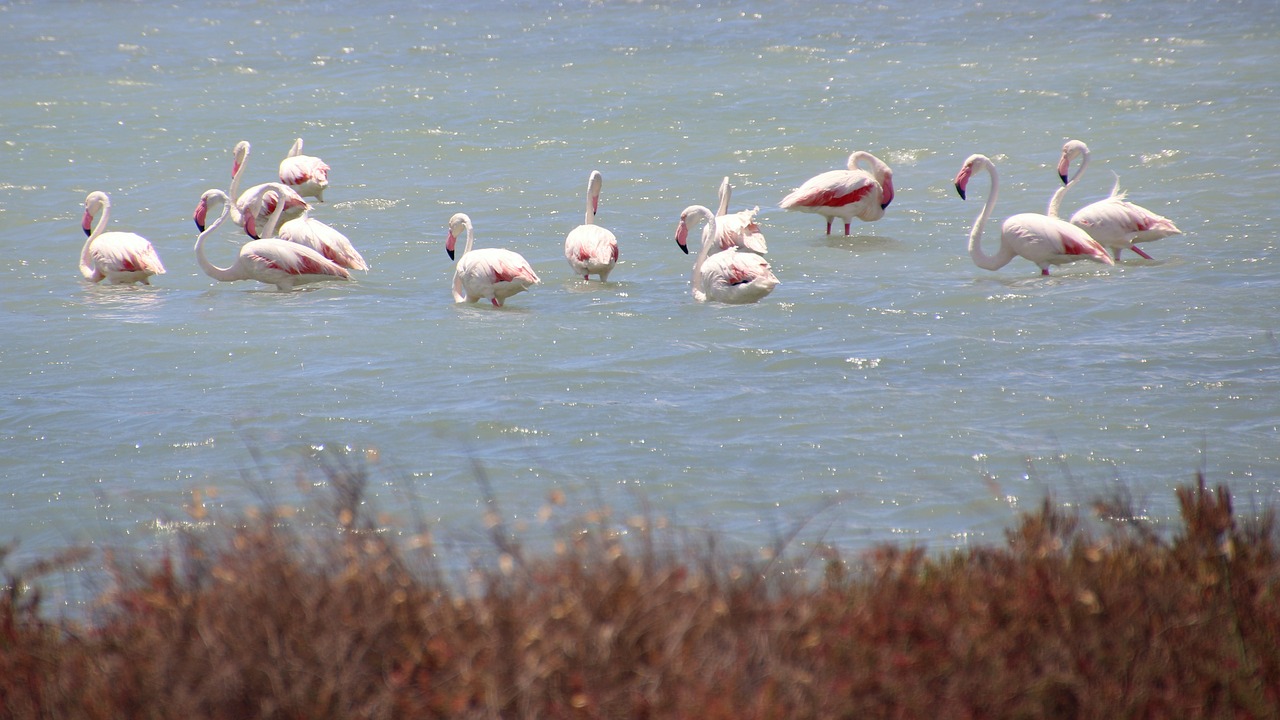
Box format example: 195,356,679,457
278,137,330,202
446,213,540,306
713,176,768,254
1048,139,1182,260
209,140,309,236
779,150,895,235
79,191,166,285
674,205,779,304
255,182,368,271
563,170,619,281
954,154,1114,276
193,189,351,291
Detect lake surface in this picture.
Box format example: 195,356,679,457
2,1,1277,607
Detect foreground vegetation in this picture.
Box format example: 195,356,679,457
2,466,1278,719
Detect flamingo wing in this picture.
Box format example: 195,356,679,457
277,217,368,271
565,224,619,279
245,239,351,279
780,170,876,210
699,250,779,304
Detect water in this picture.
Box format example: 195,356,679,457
2,1,1278,605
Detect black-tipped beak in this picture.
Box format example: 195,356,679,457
676,237,688,254
447,248,455,260
83,227,92,238
1060,173,1069,185
954,184,966,200
194,219,205,232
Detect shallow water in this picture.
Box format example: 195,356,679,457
2,1,1278,606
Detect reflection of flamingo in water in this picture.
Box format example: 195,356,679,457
563,170,618,280
255,183,368,271
1048,139,1182,260
278,137,331,202
713,176,767,254
779,150,895,235
193,189,351,292
953,154,1113,276
447,212,540,307
674,205,779,304
80,191,166,285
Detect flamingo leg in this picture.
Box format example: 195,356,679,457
1041,268,1051,276
825,218,833,234
491,297,502,307
844,222,852,236
1131,246,1154,260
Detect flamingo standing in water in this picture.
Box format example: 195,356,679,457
713,176,767,254
212,140,310,235
255,182,368,271
563,170,618,280
446,213,540,306
278,138,330,202
954,154,1113,276
674,205,779,304
1048,139,1182,260
79,191,166,285
779,150,895,235
193,189,351,291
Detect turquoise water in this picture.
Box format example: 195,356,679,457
2,1,1277,606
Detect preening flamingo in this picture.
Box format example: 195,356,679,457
954,154,1113,276
255,182,368,271
779,150,895,235
193,189,351,291
278,138,330,202
1049,139,1182,260
79,191,166,285
446,213,540,307
563,170,618,280
714,176,768,254
674,205,779,304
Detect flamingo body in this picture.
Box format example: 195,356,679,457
779,151,894,235
278,138,330,202
1052,139,1182,260
79,191,166,285
276,216,369,271
564,170,619,280
194,189,350,291
447,213,540,306
714,177,767,254
955,154,1113,275
675,205,779,304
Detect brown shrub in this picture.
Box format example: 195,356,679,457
1,470,1277,719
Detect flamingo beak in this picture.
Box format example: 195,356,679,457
245,214,260,240
674,219,690,254
880,177,895,210
1057,154,1071,185
193,200,207,232
446,231,457,260
954,166,972,200
82,209,93,237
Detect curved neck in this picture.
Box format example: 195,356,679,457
716,177,730,216
584,173,601,225
460,223,475,258
967,160,1015,271
687,206,718,297
260,183,292,238
80,199,109,278
194,194,240,281
1048,147,1089,218
229,144,249,201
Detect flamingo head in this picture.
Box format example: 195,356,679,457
674,215,690,255
82,191,108,237
879,171,895,209
954,157,980,200
192,196,209,232
231,140,251,179
588,170,603,213
446,213,471,260
1058,139,1089,185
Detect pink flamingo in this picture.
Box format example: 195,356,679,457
256,183,368,271
79,191,166,285
208,140,309,236
675,205,779,303
446,213,540,306
779,150,895,235
194,189,351,291
1049,139,1182,260
713,176,768,254
278,137,330,202
954,154,1114,276
563,170,618,280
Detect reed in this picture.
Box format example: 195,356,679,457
2,464,1277,719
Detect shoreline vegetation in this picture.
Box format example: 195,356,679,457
2,458,1277,718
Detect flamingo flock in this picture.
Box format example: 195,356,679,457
77,138,1182,302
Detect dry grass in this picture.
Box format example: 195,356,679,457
2,462,1277,719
